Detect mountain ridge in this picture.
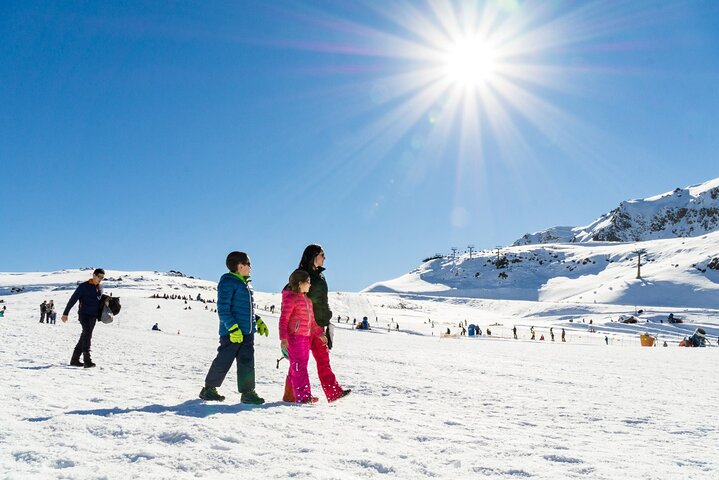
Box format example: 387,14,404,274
514,176,719,245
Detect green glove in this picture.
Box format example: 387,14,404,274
228,324,244,344
256,316,269,336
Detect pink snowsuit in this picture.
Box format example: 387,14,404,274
279,289,323,403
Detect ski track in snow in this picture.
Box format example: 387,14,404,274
1,271,718,479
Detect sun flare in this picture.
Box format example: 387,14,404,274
444,38,498,87
286,0,589,192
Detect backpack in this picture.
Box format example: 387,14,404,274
98,295,121,323
107,296,121,315
99,305,114,324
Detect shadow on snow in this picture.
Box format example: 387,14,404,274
39,400,290,420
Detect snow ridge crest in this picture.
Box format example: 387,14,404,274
514,176,719,245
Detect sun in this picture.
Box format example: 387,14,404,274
280,0,589,193
443,38,498,88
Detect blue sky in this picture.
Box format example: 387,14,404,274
1,0,718,292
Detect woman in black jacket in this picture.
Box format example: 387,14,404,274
282,244,350,403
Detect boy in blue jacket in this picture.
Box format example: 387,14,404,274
200,251,269,404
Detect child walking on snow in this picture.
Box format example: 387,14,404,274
279,270,323,404
199,251,269,404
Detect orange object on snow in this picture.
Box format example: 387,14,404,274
639,333,655,347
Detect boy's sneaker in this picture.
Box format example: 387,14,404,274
199,386,225,402
329,389,351,403
240,390,265,405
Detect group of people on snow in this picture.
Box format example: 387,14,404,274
198,244,350,405
57,246,351,405
39,300,57,324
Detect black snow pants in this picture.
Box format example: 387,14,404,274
204,334,255,394
72,314,97,362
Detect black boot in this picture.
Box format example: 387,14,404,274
83,352,95,369
240,390,265,405
70,349,83,367
199,386,225,401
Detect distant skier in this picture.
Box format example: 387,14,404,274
605,335,608,345
61,269,107,368
152,322,161,332
550,327,555,342
561,328,566,342
512,326,517,339
39,301,47,323
530,326,536,340
199,251,269,404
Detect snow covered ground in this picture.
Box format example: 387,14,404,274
1,270,718,479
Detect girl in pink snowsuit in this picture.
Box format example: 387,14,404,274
279,270,323,403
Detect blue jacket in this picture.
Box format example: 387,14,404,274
63,281,104,317
217,272,256,336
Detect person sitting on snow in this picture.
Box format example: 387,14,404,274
152,323,161,332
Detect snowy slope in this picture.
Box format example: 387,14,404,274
1,270,718,479
515,176,719,245
365,230,719,308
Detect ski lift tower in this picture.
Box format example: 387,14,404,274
635,249,647,279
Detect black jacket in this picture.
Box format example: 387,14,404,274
63,281,104,317
307,267,332,327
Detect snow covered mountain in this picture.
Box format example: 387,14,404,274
365,231,719,308
515,176,719,245
365,179,719,309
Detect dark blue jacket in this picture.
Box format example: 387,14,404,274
217,273,256,336
63,281,104,317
